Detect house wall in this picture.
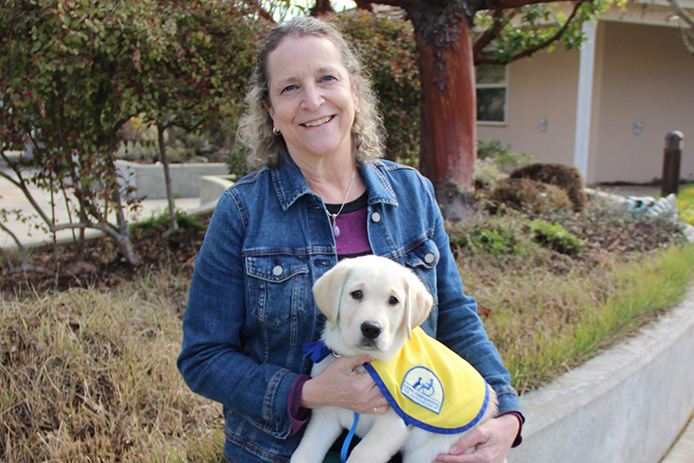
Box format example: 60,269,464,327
590,20,694,184
478,8,694,185
477,48,580,168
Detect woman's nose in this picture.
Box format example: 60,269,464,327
301,83,323,111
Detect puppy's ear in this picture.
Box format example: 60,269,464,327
312,261,353,331
404,270,434,340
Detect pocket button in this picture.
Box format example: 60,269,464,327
272,265,283,276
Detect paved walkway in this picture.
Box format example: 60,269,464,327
0,167,206,249
661,412,694,463
1,165,693,461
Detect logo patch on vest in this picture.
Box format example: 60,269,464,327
400,366,444,414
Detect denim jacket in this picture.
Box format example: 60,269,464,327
178,157,521,463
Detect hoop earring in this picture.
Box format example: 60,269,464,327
273,127,281,136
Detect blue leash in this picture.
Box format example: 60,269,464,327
302,343,358,462
340,412,359,463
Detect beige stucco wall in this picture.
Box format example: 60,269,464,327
477,4,694,185
590,20,694,184
477,47,580,167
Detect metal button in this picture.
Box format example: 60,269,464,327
424,253,436,264
371,212,381,223
272,265,283,276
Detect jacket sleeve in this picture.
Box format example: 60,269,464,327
421,177,522,416
177,191,299,438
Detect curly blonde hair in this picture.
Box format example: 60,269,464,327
236,16,385,170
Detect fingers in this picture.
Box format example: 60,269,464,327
433,415,518,463
432,427,484,462
340,354,373,371
447,427,484,456
304,355,387,413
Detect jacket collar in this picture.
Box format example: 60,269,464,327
270,156,399,211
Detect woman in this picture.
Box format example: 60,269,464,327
178,16,523,463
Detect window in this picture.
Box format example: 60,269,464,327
475,64,508,125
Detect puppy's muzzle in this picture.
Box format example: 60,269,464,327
360,321,382,345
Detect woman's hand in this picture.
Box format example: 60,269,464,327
433,414,520,463
300,355,389,414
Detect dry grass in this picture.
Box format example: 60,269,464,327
459,242,694,393
0,270,224,463
3,193,694,461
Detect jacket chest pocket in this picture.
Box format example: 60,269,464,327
246,255,309,326
402,239,440,304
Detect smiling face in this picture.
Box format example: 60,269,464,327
265,35,358,166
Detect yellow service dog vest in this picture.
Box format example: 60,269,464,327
363,327,490,434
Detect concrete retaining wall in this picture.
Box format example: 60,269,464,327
116,160,228,199
199,174,235,206
508,284,694,463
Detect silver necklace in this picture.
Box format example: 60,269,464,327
326,170,356,238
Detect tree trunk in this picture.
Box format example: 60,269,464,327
158,123,179,237
407,8,478,220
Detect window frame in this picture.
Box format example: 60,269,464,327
475,64,509,126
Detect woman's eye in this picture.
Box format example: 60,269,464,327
351,290,362,300
388,296,399,306
320,75,336,83
281,84,298,93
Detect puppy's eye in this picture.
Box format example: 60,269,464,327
388,296,399,306
351,290,363,300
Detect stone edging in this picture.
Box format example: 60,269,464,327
508,283,694,463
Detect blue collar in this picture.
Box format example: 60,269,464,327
302,339,359,463
302,340,333,363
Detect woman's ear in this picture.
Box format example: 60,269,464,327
263,99,276,123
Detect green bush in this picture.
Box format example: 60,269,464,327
510,162,586,211
492,177,574,214
338,12,420,165
450,218,523,256
477,139,535,174
130,210,206,237
530,220,584,256
677,185,694,226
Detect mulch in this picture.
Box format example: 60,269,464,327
1,215,210,298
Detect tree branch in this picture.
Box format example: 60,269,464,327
473,8,518,59
668,0,694,29
668,0,694,55
475,0,586,64
242,0,274,22
0,221,46,274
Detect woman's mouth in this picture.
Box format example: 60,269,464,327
301,115,334,128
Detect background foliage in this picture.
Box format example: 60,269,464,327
338,10,420,165
1,0,268,266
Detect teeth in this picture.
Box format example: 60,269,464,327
303,116,332,127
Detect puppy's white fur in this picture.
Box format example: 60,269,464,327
291,255,502,463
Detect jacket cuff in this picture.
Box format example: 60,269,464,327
287,374,312,436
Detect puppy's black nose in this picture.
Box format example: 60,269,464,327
361,322,382,340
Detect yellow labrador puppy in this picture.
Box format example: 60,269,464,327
291,255,502,463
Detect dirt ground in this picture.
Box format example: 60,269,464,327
1,214,210,297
